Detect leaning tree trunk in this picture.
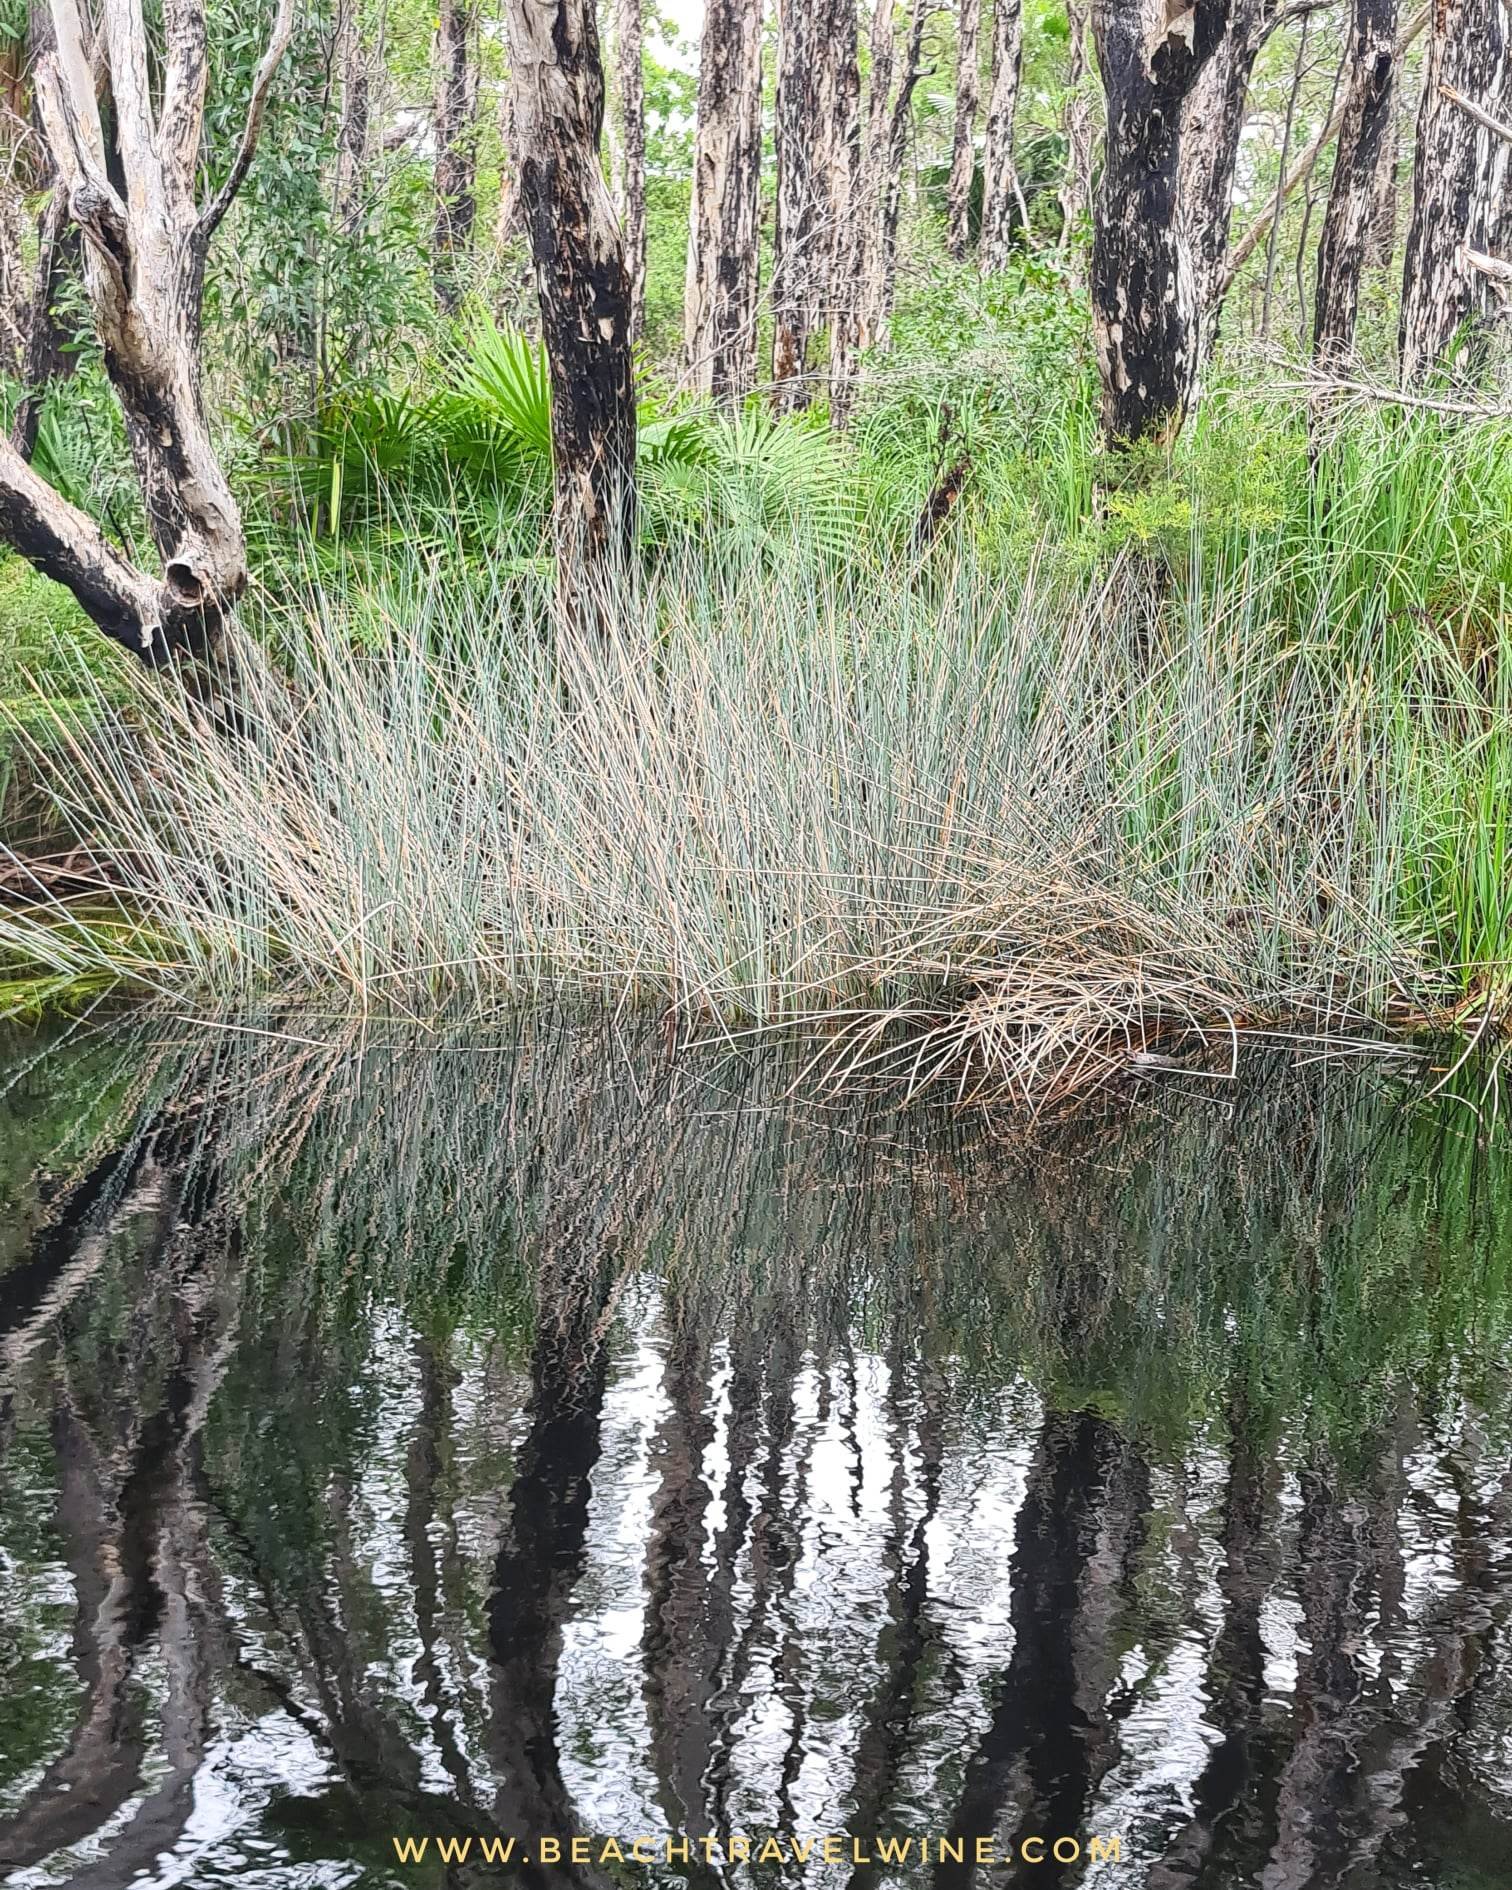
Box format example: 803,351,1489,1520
1090,0,1232,446
1399,0,1511,382
685,0,763,399
979,0,1024,272
433,0,479,313
503,0,637,576
0,0,294,663
947,0,982,261
615,0,646,340
1314,0,1400,368
1179,0,1269,327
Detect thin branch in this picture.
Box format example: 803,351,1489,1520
197,0,296,242
1439,81,1512,147
1251,0,1338,58
159,0,212,199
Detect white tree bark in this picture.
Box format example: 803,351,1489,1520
684,0,763,399
0,0,294,661
947,0,982,261
980,0,1024,272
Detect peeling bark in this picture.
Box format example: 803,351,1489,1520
980,0,1024,271
1179,0,1270,327
1399,0,1511,382
1314,0,1399,368
1090,0,1233,445
772,0,821,403
0,0,295,663
615,0,646,340
502,0,638,579
1058,0,1096,251
685,0,763,400
947,0,982,261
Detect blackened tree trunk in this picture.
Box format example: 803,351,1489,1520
685,0,763,399
816,0,861,375
979,0,1024,271
1179,0,1270,324
772,0,821,404
615,0,646,340
1314,0,1400,368
503,0,637,574
1090,0,1232,446
947,0,982,261
433,0,479,313
0,0,294,662
1399,0,1510,382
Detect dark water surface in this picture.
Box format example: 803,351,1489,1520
1,1019,1511,1890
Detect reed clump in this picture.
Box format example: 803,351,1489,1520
1,532,1508,1105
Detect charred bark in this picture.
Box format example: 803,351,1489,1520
1090,0,1233,446
979,0,1024,271
1399,0,1511,382
685,0,763,400
615,0,647,340
433,0,479,313
947,0,982,261
772,0,821,403
0,0,295,663
1179,0,1270,326
503,0,638,579
1314,0,1399,368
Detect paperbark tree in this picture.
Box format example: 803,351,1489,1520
1179,0,1271,323
829,0,932,413
1057,0,1095,250
615,0,646,340
0,0,295,664
433,0,478,313
947,0,982,261
1089,0,1232,446
684,0,763,399
979,0,1024,272
1399,0,1511,382
503,0,637,574
1313,0,1399,367
772,0,821,403
333,0,371,235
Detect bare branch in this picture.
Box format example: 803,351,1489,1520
1251,0,1339,58
197,0,296,243
46,0,108,172
1439,81,1512,146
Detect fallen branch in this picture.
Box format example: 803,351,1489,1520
1439,80,1512,147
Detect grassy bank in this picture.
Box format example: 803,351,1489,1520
2,450,1510,1104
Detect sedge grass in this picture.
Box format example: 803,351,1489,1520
1,530,1509,1106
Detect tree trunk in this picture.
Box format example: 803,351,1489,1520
615,0,646,341
333,0,371,236
0,0,294,663
503,0,637,576
772,0,821,404
1179,0,1268,325
1314,0,1399,368
433,0,479,314
1400,0,1511,382
979,0,1024,271
947,0,982,261
1090,0,1232,446
816,0,861,373
829,0,932,415
685,0,763,400
1058,0,1095,252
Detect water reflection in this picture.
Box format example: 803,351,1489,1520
1,1018,1511,1888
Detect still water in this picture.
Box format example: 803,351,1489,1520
1,1018,1510,1890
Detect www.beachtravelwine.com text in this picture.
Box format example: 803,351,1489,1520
390,1833,1125,1868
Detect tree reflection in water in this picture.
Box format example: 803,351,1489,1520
1,1016,1511,1889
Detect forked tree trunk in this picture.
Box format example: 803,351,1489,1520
1090,0,1231,446
1057,0,1095,250
979,0,1024,272
1314,0,1399,368
947,0,982,260
685,0,763,400
1179,0,1269,325
615,0,646,340
1399,0,1511,382
772,0,821,404
0,0,295,663
503,0,637,573
433,0,479,313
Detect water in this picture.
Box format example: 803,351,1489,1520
1,1017,1510,1889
